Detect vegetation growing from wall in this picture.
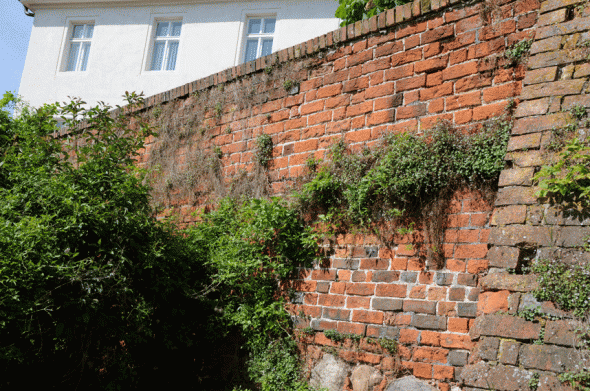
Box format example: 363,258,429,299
296,119,510,266
335,0,412,26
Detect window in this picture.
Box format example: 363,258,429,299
150,21,182,71
66,23,93,72
243,17,275,63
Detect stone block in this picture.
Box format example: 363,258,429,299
386,376,437,391
372,271,401,282
514,98,550,117
523,67,558,86
411,314,447,330
480,273,539,292
544,320,577,347
498,168,535,187
528,49,589,69
530,36,561,55
512,112,571,134
555,226,590,248
520,344,580,372
310,354,351,391
494,187,538,206
498,339,520,365
460,362,535,391
469,314,541,340
475,337,500,361
491,205,527,226
506,133,542,151
477,291,510,314
351,365,383,391
447,350,469,366
488,225,554,247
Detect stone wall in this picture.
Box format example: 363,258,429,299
88,0,590,389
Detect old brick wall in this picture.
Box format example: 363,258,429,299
461,0,590,390
89,0,590,389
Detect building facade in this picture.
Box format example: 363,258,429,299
18,0,340,108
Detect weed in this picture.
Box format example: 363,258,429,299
213,146,223,159
254,133,273,168
529,373,540,390
264,66,273,74
378,338,398,354
571,104,588,120
504,39,533,68
214,102,223,118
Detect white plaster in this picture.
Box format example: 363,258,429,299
18,0,340,109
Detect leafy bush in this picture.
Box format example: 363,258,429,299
0,93,211,388
335,0,411,26
297,119,510,226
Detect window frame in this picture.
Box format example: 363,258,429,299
62,22,94,72
241,15,277,64
147,19,183,72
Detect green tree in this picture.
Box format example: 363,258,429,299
335,0,411,26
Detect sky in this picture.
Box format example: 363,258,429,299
0,0,33,98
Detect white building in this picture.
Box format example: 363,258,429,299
18,0,340,108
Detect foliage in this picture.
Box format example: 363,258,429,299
335,0,411,26
0,93,211,388
503,39,533,68
532,258,590,319
560,370,590,391
255,133,274,168
535,137,590,207
247,338,316,391
297,119,510,227
529,372,540,390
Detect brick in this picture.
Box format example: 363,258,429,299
420,82,453,100
346,101,373,117
480,273,538,292
396,75,426,92
365,82,395,99
372,297,403,311
454,244,487,259
544,320,577,347
391,48,423,67
376,284,407,297
410,286,426,299
455,74,492,93
421,25,454,44
442,61,478,80
477,290,510,314
457,302,477,318
486,245,519,269
346,283,375,296
415,56,449,73
412,316,447,330
448,350,469,366
404,300,437,315
413,362,433,379
347,296,371,309
323,308,351,320
384,64,414,81
396,104,427,119
433,365,454,380
448,318,469,333
337,322,367,336
399,328,420,344
440,334,474,349
482,82,520,103
352,309,384,324
311,269,337,281
472,101,508,121
413,347,449,363
445,91,480,110
372,270,400,282
449,287,465,301
318,294,346,307
456,15,482,34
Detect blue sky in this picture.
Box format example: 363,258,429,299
0,1,33,98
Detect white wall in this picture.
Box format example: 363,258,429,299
19,0,340,109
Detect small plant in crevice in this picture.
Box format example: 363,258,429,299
214,102,223,118
213,145,223,159
503,39,533,68
283,80,299,93
255,133,274,168
529,372,540,390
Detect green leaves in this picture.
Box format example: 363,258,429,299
335,0,411,26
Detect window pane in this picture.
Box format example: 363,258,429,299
166,41,179,70
247,19,261,34
79,42,91,71
261,39,273,57
155,22,169,37
72,25,84,39
171,22,182,37
263,18,275,33
66,42,80,71
85,24,94,38
244,39,258,63
150,41,165,70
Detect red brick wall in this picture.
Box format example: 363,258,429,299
87,0,590,388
